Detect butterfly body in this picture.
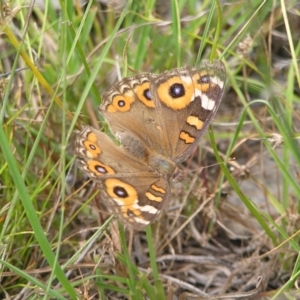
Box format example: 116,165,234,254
75,60,226,229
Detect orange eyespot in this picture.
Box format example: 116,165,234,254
157,76,193,109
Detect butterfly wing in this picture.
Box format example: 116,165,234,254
99,60,226,170
74,126,170,228
99,74,163,161
151,59,226,164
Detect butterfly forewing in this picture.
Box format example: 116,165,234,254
100,74,164,160
174,60,226,163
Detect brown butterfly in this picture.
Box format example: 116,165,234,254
75,60,226,229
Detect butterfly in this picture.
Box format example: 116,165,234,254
75,60,226,229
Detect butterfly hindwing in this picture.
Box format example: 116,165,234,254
75,126,170,228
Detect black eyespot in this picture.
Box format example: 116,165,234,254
89,144,96,150
127,209,135,217
144,88,152,100
95,165,107,174
169,83,185,98
118,100,125,107
198,74,210,84
113,186,128,198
